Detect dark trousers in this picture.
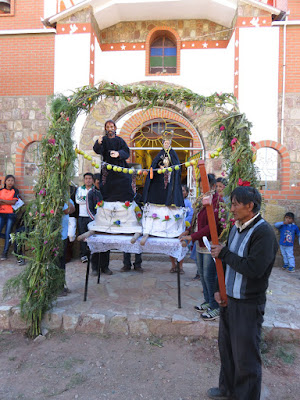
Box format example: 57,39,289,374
0,213,17,255
123,252,142,268
78,216,91,257
218,297,265,400
91,251,110,272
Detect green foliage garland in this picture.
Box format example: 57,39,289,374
4,81,259,337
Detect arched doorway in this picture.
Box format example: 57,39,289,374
130,118,195,188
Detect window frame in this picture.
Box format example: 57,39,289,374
0,0,15,17
145,27,181,77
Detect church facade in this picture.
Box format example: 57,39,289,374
0,1,299,218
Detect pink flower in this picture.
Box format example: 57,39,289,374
82,103,86,106
221,218,225,222
48,139,55,145
67,98,71,102
219,125,225,131
251,141,256,146
230,138,238,146
44,240,48,244
31,247,35,250
39,188,46,196
221,171,225,177
41,213,45,217
66,117,69,122
221,209,225,213
50,209,55,214
237,159,241,163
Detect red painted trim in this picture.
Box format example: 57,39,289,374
89,28,95,86
181,40,229,49
100,40,229,52
101,42,145,51
234,28,239,99
236,16,272,28
56,23,91,34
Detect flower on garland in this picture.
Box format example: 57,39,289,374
185,221,191,228
218,201,230,231
39,188,46,196
251,141,256,147
151,213,159,219
123,201,131,209
230,138,238,150
163,215,170,222
96,200,104,209
136,212,142,221
238,178,251,187
48,139,56,145
114,220,121,226
219,125,225,131
174,214,182,222
50,209,55,214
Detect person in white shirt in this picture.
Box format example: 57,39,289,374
75,172,94,262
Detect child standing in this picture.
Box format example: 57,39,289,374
275,212,300,273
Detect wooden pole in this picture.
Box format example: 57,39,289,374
198,160,227,305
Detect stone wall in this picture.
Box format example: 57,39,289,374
280,93,300,187
0,96,50,196
100,19,232,44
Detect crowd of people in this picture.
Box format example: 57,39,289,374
1,119,300,400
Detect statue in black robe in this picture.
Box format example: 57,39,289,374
142,139,184,207
93,120,134,202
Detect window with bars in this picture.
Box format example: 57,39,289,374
150,36,177,74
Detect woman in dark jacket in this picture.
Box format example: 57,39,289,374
180,174,222,321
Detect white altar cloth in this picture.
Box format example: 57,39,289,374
86,234,188,262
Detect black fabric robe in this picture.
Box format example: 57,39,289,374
93,136,134,202
142,148,184,207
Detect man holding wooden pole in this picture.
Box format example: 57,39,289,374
208,186,278,400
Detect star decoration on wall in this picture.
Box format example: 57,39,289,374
121,45,126,50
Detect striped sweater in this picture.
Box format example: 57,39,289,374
218,214,278,304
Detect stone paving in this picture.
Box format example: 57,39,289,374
0,253,299,341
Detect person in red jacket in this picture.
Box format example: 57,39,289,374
179,173,222,321
0,175,20,260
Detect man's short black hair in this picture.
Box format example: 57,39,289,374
231,186,261,213
216,177,227,186
284,212,295,220
199,173,216,188
93,173,101,181
84,172,93,179
104,120,116,130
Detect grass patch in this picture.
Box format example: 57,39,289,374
275,346,295,365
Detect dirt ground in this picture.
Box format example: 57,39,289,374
0,332,299,400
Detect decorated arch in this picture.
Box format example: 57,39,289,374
5,81,259,337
